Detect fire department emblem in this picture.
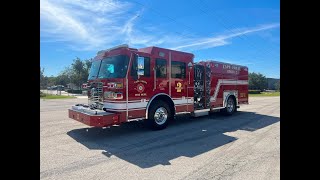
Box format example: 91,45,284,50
136,83,145,93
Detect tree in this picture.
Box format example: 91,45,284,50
40,58,92,90
40,67,47,89
70,57,92,89
47,76,57,87
249,72,268,91
55,74,69,87
71,57,85,89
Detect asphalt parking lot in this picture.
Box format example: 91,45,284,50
40,96,280,180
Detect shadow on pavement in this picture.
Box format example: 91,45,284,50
67,111,279,168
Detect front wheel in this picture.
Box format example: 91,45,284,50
146,101,172,130
222,97,236,115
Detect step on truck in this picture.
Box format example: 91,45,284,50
68,44,248,130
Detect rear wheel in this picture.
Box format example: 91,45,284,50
147,101,172,130
222,96,236,115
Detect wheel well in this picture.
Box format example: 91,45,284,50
146,95,175,118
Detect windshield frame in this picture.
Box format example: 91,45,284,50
88,60,102,80
88,54,130,80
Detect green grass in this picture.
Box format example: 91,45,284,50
249,91,280,97
41,94,76,99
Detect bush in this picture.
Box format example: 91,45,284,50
40,91,46,97
67,89,82,94
249,90,261,94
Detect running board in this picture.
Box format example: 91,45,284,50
194,109,210,113
192,109,209,117
192,107,225,117
192,111,209,117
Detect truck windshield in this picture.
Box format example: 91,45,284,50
88,55,129,80
88,61,101,79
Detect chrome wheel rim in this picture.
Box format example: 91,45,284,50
154,107,168,125
226,98,234,112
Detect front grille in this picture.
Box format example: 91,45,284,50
89,82,103,107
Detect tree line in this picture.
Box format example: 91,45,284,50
40,57,92,90
249,72,280,91
40,59,279,91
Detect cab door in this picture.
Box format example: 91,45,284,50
154,58,169,94
170,61,188,101
128,55,152,100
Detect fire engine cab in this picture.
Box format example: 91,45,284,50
68,44,248,130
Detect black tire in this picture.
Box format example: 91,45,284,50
222,96,237,115
146,100,172,130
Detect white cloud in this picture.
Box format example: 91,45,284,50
40,0,195,51
171,23,280,50
41,0,279,52
40,0,133,50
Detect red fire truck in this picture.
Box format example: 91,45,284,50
68,44,248,130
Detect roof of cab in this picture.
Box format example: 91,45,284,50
138,46,194,57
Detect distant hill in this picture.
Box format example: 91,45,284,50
267,78,280,90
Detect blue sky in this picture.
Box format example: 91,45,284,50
40,0,280,78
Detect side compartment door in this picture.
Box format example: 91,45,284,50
204,64,211,108
194,65,205,110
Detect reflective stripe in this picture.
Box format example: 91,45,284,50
103,98,193,110
210,79,248,102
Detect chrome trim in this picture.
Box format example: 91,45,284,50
169,51,172,96
211,107,225,110
175,112,191,115
153,67,156,91
104,108,146,112
126,53,133,121
70,106,113,116
127,118,145,122
193,109,210,113
89,82,103,109
104,100,148,103
154,107,168,125
126,77,129,121
145,93,174,119
187,75,189,112
175,104,192,106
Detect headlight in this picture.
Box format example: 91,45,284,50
104,91,123,99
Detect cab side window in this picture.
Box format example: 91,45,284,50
131,56,150,77
171,61,186,78
155,58,167,78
